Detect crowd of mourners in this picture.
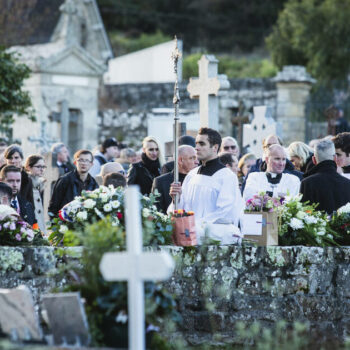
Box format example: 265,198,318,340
0,125,350,238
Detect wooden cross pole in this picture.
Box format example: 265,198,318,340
231,114,249,151
187,55,230,129
100,186,175,350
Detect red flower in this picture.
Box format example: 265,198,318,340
117,212,123,219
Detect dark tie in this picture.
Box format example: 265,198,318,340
11,199,18,210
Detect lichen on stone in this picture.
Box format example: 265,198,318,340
267,247,285,267
0,248,24,273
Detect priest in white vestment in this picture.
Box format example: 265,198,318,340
169,128,244,244
243,144,300,201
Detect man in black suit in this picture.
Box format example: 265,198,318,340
0,165,36,225
300,139,350,214
152,145,197,213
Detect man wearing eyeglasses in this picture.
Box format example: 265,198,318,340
49,149,98,217
220,136,240,158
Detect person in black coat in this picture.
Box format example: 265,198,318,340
300,139,350,214
0,165,36,225
3,144,34,205
152,145,197,213
127,136,163,195
49,150,98,217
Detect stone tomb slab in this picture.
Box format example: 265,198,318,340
41,292,90,347
0,285,42,341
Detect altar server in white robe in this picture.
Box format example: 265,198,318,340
243,144,300,201
169,128,244,244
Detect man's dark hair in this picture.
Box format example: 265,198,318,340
332,132,350,156
0,182,13,199
25,154,44,170
4,144,23,160
0,165,21,180
103,173,126,188
219,152,234,166
198,127,222,151
179,135,196,148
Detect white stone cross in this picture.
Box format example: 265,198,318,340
242,106,277,158
187,55,230,130
99,186,175,350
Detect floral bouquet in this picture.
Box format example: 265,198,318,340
49,186,173,246
278,194,338,246
328,202,350,245
245,192,283,212
0,204,44,246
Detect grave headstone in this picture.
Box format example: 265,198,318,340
100,186,175,350
187,55,230,129
41,292,90,347
0,286,42,341
243,106,277,158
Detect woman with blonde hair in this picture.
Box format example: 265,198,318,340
287,141,314,173
237,153,256,188
25,155,47,234
127,136,163,195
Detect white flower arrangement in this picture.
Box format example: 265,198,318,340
49,185,173,246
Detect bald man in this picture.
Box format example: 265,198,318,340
95,162,126,186
242,134,302,193
152,145,198,213
243,144,300,200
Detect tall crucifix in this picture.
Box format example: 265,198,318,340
28,122,58,154
100,186,175,350
187,55,230,129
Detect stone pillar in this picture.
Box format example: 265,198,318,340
273,66,316,144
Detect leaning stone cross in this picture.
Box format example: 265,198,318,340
187,55,230,129
100,186,175,350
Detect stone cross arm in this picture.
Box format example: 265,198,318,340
100,251,175,281
187,76,221,99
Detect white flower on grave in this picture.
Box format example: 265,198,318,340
103,203,112,212
296,211,306,220
99,193,109,203
26,229,34,241
115,310,128,324
317,229,325,236
76,211,88,221
59,225,68,234
111,200,120,209
67,199,81,213
289,218,304,230
338,202,350,214
304,215,317,225
142,208,151,218
83,199,96,209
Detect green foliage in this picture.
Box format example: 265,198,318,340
182,53,278,79
98,0,287,53
0,47,35,139
266,0,350,82
59,218,181,348
109,30,171,56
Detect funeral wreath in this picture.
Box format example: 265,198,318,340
49,185,173,246
278,194,338,246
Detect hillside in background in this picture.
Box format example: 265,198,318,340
97,0,287,54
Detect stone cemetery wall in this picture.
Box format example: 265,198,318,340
1,245,349,347
98,78,277,147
